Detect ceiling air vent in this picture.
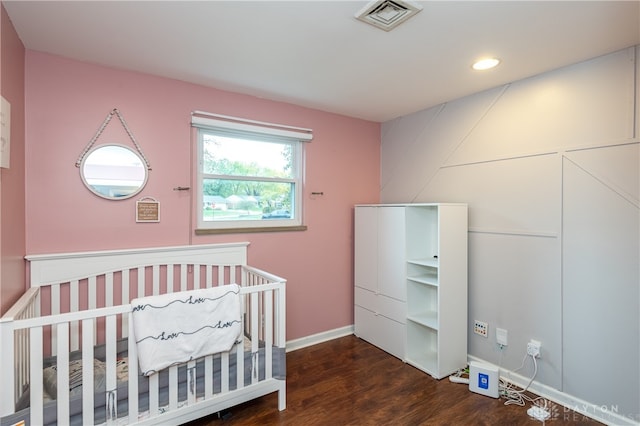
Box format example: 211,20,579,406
355,0,423,32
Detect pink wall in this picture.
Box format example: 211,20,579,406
0,3,26,315
25,51,380,339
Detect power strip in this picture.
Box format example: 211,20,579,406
448,375,469,384
527,406,550,421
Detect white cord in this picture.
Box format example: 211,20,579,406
496,346,553,421
499,352,541,406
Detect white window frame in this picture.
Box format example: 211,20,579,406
192,112,312,232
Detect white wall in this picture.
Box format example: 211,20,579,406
381,46,639,422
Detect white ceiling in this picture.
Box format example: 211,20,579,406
3,1,639,122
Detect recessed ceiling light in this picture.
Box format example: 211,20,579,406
472,58,500,71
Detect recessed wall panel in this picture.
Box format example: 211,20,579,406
468,231,562,390
446,48,635,166
381,87,505,202
381,107,439,196
564,143,639,204
562,158,639,418
415,154,560,236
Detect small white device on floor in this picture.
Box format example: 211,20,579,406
468,361,499,398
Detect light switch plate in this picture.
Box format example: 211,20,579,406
496,327,508,346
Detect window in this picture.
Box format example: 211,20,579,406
192,112,311,232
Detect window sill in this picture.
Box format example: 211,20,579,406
195,225,307,235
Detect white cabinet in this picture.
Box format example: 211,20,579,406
354,206,406,359
354,203,468,379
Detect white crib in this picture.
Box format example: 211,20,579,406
0,242,286,425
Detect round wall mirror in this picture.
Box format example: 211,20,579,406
80,144,148,200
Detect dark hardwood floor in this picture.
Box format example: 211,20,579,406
185,335,601,425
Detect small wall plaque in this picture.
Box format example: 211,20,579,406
136,197,160,222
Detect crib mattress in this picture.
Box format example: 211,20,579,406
1,339,285,426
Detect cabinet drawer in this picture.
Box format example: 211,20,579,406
355,305,405,359
355,286,406,324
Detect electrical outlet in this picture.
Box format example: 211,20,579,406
474,320,488,337
527,339,541,358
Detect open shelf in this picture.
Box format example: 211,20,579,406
407,272,438,287
407,261,438,287
407,280,437,320
407,258,439,268
406,321,438,374
407,311,438,330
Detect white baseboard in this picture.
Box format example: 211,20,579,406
467,355,639,426
286,325,354,352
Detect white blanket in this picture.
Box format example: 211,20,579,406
131,284,242,376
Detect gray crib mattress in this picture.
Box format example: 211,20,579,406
1,339,285,426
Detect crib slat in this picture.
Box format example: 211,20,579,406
169,365,178,410
149,373,159,418
236,341,244,391
88,276,97,309
70,280,79,350
121,271,130,338
127,314,139,423
236,295,251,389
277,284,286,347
187,360,197,405
204,354,213,398
29,326,44,426
57,323,70,424
167,264,174,294
82,318,95,426
7,295,37,413
180,264,187,292
105,315,117,424
258,289,264,342
230,265,237,285
88,276,97,345
0,318,16,417
265,289,273,379
277,282,287,411
52,283,60,315
193,264,201,289
122,270,130,304
15,328,23,407
251,292,259,384
51,283,60,356
152,265,160,295
137,267,145,298
106,272,114,308
206,264,213,288
217,266,224,288
221,352,229,394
